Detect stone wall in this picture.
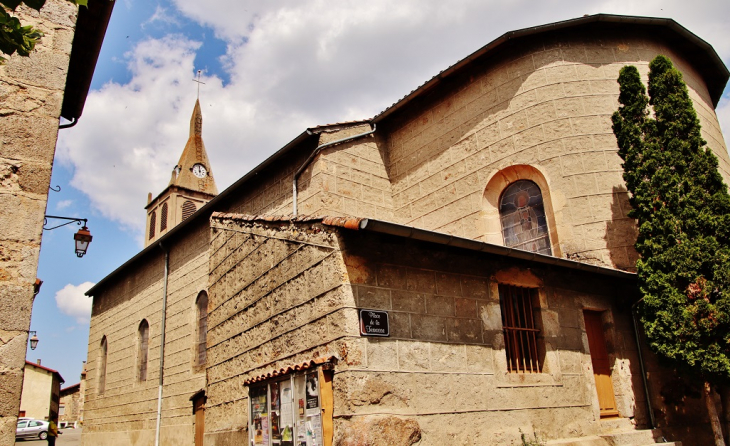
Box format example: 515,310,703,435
206,216,355,444
206,216,651,445
83,223,209,446
384,28,730,271
0,1,77,444
60,386,81,425
334,228,645,444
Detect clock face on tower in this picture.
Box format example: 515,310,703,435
192,163,207,178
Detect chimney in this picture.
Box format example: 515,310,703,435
37,359,41,365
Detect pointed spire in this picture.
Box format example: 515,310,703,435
169,100,218,196
190,99,203,137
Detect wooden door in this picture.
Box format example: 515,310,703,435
193,395,205,446
584,311,619,418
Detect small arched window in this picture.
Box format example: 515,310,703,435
182,201,196,221
98,336,108,395
196,292,208,366
149,211,157,240
499,180,552,255
138,320,149,382
160,202,168,231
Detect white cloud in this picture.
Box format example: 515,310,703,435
55,199,73,210
143,5,181,28
55,282,95,324
56,0,730,241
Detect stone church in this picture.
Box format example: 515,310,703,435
82,14,730,446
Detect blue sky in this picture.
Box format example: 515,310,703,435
26,0,730,385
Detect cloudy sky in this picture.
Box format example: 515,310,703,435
28,0,730,384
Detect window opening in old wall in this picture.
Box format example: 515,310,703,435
98,336,108,394
499,180,551,255
499,284,543,373
138,320,149,382
195,291,208,366
149,211,157,240
160,202,169,231
250,369,332,446
182,200,196,221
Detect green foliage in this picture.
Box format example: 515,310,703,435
0,0,87,63
612,56,730,383
519,429,545,446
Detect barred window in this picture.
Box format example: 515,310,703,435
182,200,196,221
160,202,168,231
138,320,149,382
98,336,108,394
149,211,157,240
499,180,551,255
499,284,543,373
196,292,208,366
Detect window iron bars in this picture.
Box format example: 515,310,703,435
499,284,542,373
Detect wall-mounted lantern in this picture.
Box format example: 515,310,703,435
43,216,93,258
29,331,39,350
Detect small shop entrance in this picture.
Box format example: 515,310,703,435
583,310,619,418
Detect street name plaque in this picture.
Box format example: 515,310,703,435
359,309,390,337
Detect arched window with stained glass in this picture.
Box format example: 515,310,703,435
499,180,552,255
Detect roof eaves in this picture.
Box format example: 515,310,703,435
212,214,636,280
25,361,65,384
372,14,728,122
60,0,115,121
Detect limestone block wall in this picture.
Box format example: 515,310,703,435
206,216,650,445
0,1,77,443
334,231,646,444
206,216,357,444
296,124,394,221
84,224,209,446
384,27,730,271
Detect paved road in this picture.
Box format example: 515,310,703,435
16,428,81,446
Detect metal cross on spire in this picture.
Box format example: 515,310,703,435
192,70,206,99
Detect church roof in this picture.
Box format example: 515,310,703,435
87,13,719,296
373,13,729,121
210,213,636,280
168,99,218,196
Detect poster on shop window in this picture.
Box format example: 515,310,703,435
251,372,322,446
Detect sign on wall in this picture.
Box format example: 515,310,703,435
359,309,390,337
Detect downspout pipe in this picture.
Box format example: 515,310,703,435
292,124,376,216
631,297,657,431
155,242,170,446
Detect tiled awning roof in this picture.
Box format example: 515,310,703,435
243,357,337,386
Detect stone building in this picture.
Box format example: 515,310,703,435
0,0,113,444
59,383,82,428
83,14,729,446
18,361,64,421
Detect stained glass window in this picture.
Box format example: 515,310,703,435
499,180,552,255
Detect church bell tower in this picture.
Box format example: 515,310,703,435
144,100,218,247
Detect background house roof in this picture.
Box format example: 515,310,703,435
25,361,65,384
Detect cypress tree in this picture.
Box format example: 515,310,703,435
612,55,730,445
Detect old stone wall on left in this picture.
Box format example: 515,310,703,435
0,1,77,444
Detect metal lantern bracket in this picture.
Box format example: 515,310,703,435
43,215,87,230
43,215,93,258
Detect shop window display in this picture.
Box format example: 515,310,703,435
250,370,326,446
